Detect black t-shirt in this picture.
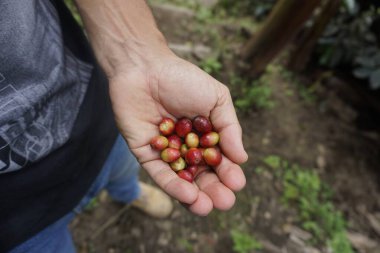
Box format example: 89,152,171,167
0,0,118,251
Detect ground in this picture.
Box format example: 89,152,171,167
70,2,380,253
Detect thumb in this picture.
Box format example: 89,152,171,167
210,83,248,164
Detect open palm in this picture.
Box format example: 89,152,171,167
109,55,247,215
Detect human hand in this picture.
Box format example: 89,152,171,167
109,53,248,216
75,0,247,215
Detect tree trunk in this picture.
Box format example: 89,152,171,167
242,0,321,77
288,0,341,71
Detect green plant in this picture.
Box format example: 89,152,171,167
232,66,276,111
317,2,380,89
199,57,222,74
84,197,99,211
297,85,316,103
178,238,194,252
64,0,83,26
230,229,262,253
329,232,355,253
262,156,353,253
195,6,214,23
277,65,317,104
254,166,265,175
234,81,275,111
262,155,282,169
216,0,275,20
318,5,379,66
148,0,199,9
353,49,380,89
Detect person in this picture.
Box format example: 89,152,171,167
0,0,248,252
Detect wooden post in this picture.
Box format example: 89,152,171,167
241,0,321,77
288,0,341,71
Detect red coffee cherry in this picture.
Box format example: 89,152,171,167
185,132,199,148
159,118,175,136
167,135,182,149
161,148,181,163
185,148,203,165
178,170,194,183
193,116,212,133
175,118,192,137
170,157,186,172
203,147,222,166
150,136,169,151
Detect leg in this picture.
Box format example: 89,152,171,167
105,135,141,204
9,213,76,253
9,135,137,253
104,135,173,218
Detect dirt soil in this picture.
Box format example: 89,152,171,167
71,2,380,253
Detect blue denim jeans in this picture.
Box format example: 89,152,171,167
10,135,141,253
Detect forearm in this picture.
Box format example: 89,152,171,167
74,0,173,76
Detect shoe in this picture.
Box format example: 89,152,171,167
131,181,173,218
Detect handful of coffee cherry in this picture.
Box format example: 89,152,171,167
150,116,222,183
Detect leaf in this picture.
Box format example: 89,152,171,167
230,230,262,253
263,155,281,169
328,232,354,253
355,56,376,68
369,69,380,89
343,0,357,15
284,183,299,200
374,54,380,65
234,99,250,109
353,68,372,79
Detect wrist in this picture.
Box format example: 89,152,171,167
109,31,176,76
75,0,176,77
91,26,176,77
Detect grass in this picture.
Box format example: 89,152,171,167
262,155,353,253
177,237,194,252
262,155,282,169
148,0,200,9
234,84,274,110
232,69,276,111
254,166,265,175
84,197,99,211
276,65,317,104
200,56,223,75
230,229,262,253
64,0,83,26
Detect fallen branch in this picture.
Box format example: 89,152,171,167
91,204,131,240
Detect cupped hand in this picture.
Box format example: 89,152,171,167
109,54,248,216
